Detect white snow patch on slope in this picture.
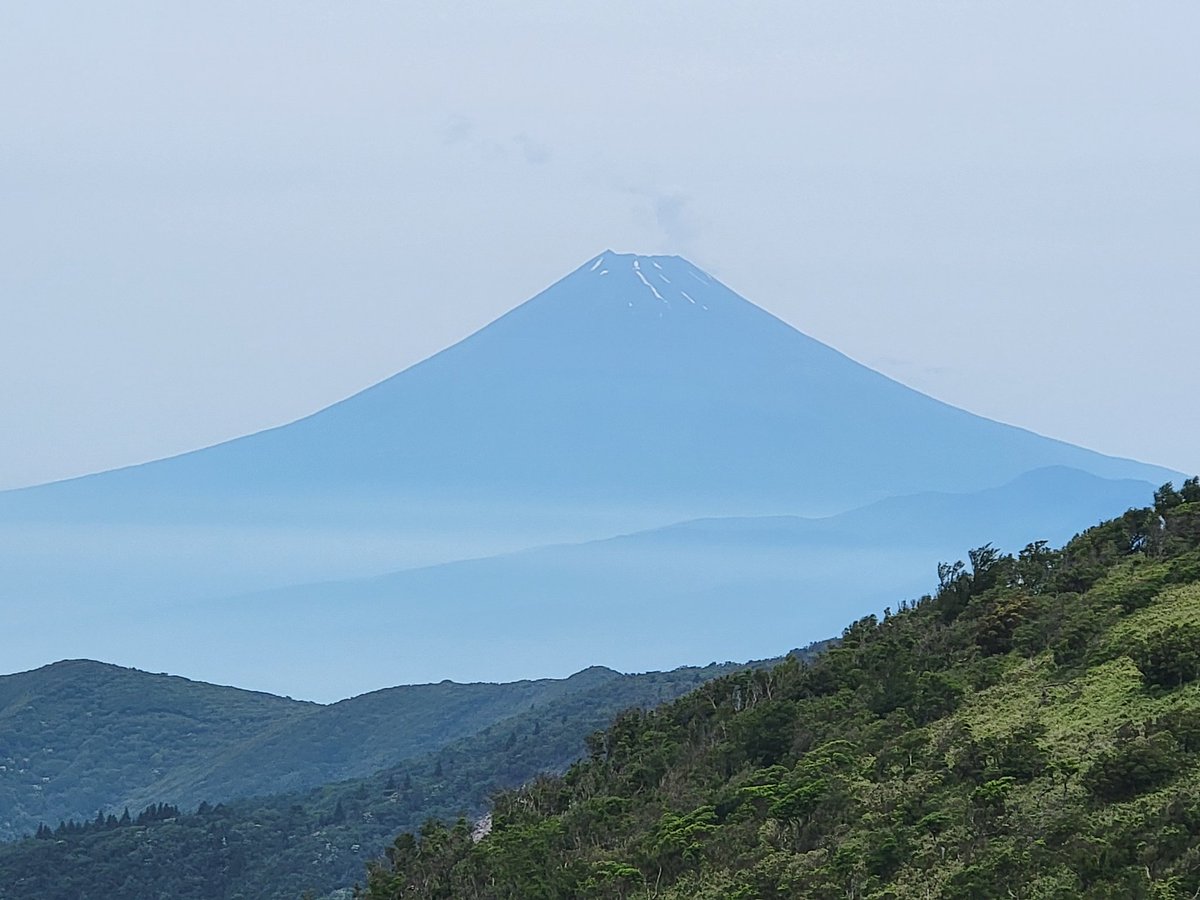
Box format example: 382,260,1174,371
632,260,666,302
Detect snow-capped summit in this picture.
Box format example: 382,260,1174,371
2,248,1175,525
576,251,715,312
0,251,1179,692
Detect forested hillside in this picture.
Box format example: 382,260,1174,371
0,661,764,899
0,661,655,841
0,661,312,841
360,480,1200,899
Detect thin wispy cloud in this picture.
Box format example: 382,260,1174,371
652,191,700,252
441,117,552,167
441,115,474,146
513,134,551,165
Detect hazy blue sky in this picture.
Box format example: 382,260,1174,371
2,1,1197,490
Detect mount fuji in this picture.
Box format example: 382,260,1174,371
0,251,1178,696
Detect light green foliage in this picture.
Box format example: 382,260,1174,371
358,499,1200,900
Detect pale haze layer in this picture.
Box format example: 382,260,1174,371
1,1,1198,489
0,251,1177,699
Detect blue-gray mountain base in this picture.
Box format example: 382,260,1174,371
0,252,1179,699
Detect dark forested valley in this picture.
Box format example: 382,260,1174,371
0,661,759,899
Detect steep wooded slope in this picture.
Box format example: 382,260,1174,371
361,483,1200,899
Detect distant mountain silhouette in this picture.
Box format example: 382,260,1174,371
0,252,1179,695
178,466,1153,697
